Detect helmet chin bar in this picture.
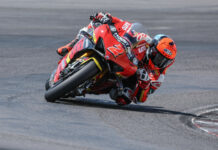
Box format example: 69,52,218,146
146,47,173,69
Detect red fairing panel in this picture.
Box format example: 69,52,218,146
54,38,85,82
94,22,138,77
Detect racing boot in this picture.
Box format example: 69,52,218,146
57,38,79,56
110,87,134,105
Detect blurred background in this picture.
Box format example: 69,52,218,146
0,0,218,150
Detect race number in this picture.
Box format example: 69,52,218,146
107,44,124,57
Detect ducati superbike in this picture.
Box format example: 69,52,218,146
44,22,143,103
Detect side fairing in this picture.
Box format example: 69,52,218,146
54,37,95,82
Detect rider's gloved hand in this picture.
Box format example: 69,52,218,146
137,68,150,81
90,12,112,24
137,68,150,89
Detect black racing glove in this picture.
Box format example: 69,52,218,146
90,12,112,24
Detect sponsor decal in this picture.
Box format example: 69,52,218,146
109,24,132,59
122,22,130,31
138,46,146,53
164,49,172,55
137,33,146,41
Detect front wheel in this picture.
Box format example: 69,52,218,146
44,60,99,102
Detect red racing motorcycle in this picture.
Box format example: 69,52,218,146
45,21,145,103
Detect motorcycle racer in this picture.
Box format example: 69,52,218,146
57,12,177,105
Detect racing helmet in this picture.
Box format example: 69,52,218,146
147,34,177,69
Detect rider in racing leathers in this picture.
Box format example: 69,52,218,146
57,12,177,105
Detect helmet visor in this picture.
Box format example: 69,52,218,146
150,47,174,68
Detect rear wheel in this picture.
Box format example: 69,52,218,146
44,60,99,102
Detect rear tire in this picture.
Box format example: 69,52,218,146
44,60,99,102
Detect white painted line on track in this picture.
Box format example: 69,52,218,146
199,127,218,133
195,120,218,126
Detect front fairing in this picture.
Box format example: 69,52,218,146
93,23,137,78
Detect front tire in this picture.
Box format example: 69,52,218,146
44,60,99,102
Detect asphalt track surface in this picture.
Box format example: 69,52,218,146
0,0,218,150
